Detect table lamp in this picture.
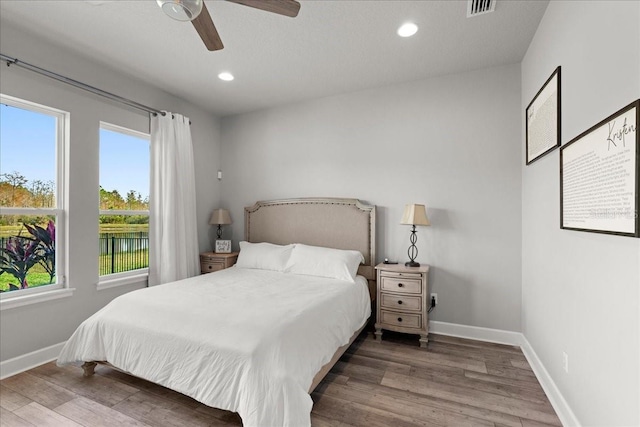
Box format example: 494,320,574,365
400,204,430,267
209,209,232,239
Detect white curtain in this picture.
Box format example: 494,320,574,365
148,112,200,286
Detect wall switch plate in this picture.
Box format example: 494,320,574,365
562,351,569,373
430,293,438,305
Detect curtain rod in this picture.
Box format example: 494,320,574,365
1,53,165,117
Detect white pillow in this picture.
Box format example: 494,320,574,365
284,244,364,282
235,241,294,272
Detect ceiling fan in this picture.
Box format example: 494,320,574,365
156,0,301,51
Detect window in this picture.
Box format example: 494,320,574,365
0,95,67,299
99,123,150,282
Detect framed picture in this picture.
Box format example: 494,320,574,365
215,239,232,253
526,66,561,165
560,99,639,237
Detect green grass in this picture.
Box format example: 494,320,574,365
1,224,149,292
1,249,150,291
0,224,30,238
0,265,54,292
99,249,149,275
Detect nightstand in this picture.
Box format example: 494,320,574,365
200,252,239,274
374,263,430,348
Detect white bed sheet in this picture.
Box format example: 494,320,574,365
57,267,371,427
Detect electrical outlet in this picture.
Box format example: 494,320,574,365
430,293,438,305
562,351,569,373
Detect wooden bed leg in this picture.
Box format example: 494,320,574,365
82,362,97,377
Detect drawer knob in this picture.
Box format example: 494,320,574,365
208,266,212,269
397,317,403,322
398,283,404,288
397,300,403,305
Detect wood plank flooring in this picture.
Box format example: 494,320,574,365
0,332,561,426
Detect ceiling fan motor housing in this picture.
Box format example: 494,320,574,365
157,0,203,22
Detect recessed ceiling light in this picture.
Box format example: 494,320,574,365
218,72,234,82
397,22,418,37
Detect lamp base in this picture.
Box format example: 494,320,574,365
405,261,420,267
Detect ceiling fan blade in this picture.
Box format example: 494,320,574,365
192,2,224,51
226,0,301,18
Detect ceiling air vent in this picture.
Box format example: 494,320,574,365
467,0,496,17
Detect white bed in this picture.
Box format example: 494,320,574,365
57,198,377,426
58,267,370,426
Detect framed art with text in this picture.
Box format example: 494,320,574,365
215,239,232,253
560,99,639,237
526,66,561,165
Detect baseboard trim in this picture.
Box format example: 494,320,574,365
0,341,65,380
520,335,581,427
429,320,579,427
429,320,523,346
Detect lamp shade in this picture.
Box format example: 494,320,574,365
401,204,430,226
209,209,232,225
157,0,203,21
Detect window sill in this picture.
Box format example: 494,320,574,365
0,288,75,311
97,271,148,291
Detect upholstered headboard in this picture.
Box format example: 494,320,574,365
244,198,376,282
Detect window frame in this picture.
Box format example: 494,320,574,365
97,121,150,289
0,94,71,309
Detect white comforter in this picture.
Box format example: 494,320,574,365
57,267,371,426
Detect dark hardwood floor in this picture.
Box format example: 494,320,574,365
0,332,561,426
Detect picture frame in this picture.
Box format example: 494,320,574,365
215,239,232,253
560,99,639,237
526,66,561,165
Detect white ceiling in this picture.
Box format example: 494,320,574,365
0,0,548,117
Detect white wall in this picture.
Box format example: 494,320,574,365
220,64,523,332
521,1,640,425
0,22,221,361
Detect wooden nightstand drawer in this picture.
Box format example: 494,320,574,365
200,252,238,274
201,260,225,273
380,293,422,312
380,310,422,329
380,271,423,279
380,276,422,294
